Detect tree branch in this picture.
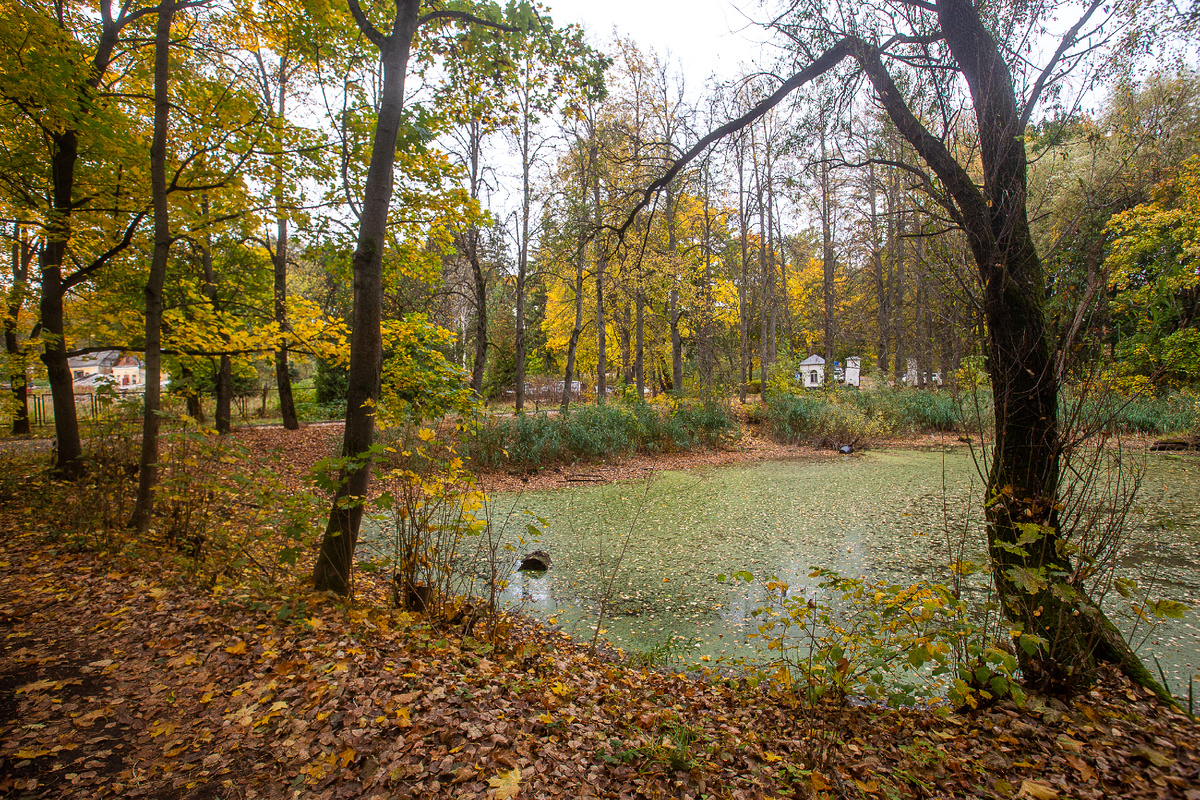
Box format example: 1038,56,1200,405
617,37,857,239
417,9,520,33
1019,0,1105,131
346,0,386,48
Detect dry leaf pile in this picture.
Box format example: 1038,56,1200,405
2,518,1198,800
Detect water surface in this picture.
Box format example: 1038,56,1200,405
491,449,1200,687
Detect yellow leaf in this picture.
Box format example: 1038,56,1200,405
14,748,54,759
762,751,782,763
550,680,570,697
536,712,554,724
1019,780,1060,799
339,747,356,768
395,706,412,728
225,641,247,655
487,766,521,799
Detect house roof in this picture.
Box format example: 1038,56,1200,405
798,354,826,366
67,349,121,369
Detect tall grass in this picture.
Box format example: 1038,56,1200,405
1063,390,1199,435
466,400,737,468
765,386,996,446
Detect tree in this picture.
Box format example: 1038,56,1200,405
3,225,34,435
0,0,157,477
311,0,539,596
625,0,1183,698
1104,155,1200,386
130,0,177,532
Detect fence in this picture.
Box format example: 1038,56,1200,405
15,385,322,429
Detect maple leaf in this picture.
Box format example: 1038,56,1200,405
487,766,521,799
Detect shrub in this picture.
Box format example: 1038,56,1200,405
466,400,738,468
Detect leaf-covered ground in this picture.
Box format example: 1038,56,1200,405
1,425,1196,799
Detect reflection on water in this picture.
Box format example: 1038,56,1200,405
492,449,1200,686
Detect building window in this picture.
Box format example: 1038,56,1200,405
810,370,818,384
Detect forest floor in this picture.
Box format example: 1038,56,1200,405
1,423,1196,799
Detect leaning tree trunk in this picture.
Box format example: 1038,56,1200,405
313,0,419,595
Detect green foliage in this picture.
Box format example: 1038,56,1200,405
1105,155,1200,387
379,315,478,426
314,359,349,404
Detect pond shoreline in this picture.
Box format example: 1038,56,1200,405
475,429,992,494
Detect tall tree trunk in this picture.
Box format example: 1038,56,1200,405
562,239,585,412
273,63,299,430
737,140,749,402
130,0,175,533
666,182,683,395
590,138,606,404
6,230,32,435
754,127,771,394
820,128,836,379
200,196,231,434
465,117,488,396
468,227,488,394
869,164,890,374
892,204,907,386
514,91,534,412
635,292,644,399
313,0,419,596
37,14,128,479
620,304,631,384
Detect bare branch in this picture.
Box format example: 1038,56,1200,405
617,37,857,238
1019,0,1106,130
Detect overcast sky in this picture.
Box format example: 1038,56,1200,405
538,0,776,86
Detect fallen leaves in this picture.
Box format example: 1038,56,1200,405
487,766,521,799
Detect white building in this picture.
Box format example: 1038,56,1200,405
798,354,826,388
844,356,861,387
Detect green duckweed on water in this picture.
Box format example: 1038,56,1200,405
487,449,1200,689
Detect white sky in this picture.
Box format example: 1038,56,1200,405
538,0,776,87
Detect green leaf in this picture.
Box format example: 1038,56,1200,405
1006,566,1048,594
1148,599,1189,619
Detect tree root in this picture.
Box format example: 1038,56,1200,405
1090,605,1182,713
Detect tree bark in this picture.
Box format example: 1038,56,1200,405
130,0,175,533
6,230,32,435
200,196,231,434
36,4,146,479
313,0,420,596
590,137,607,404
820,128,836,378
272,64,299,430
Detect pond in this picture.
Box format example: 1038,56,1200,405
487,449,1200,690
